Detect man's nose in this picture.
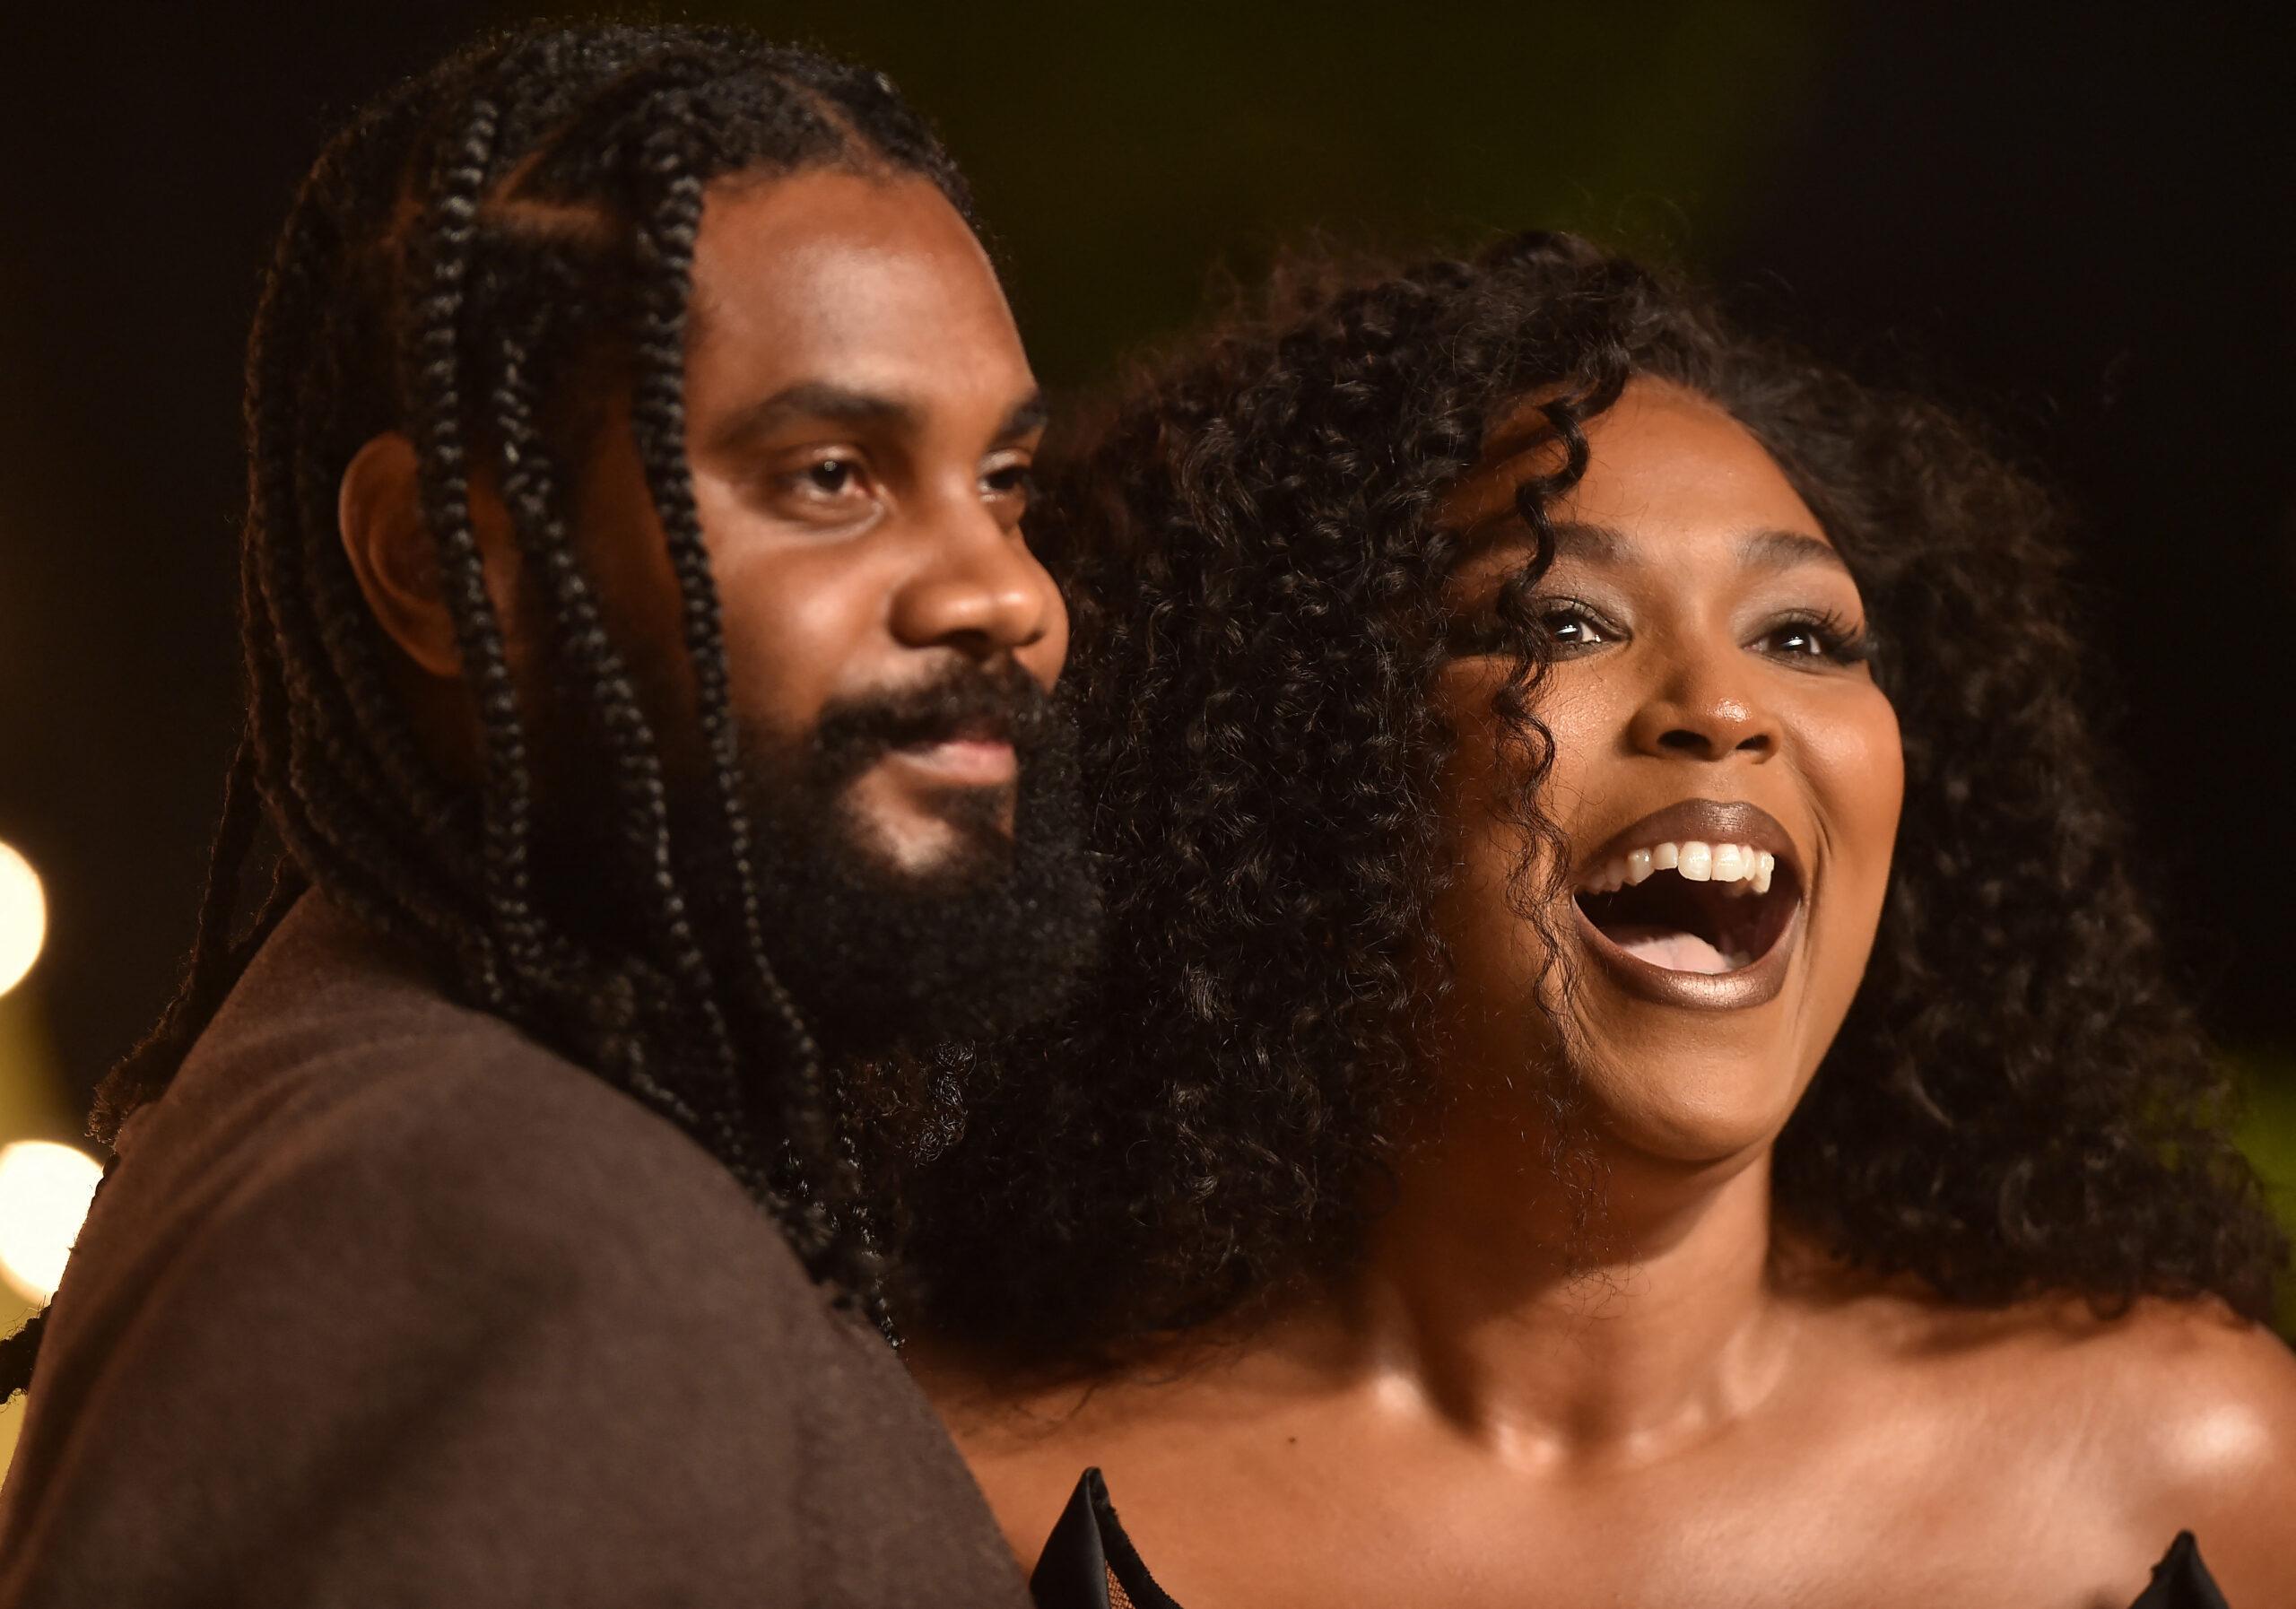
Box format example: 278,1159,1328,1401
887,507,1058,659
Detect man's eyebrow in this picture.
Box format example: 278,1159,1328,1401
1738,527,1851,577
709,384,1048,452
712,382,921,449
996,390,1049,444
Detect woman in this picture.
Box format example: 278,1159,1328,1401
901,235,2296,1607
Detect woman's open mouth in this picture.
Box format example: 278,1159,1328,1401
1568,801,1805,1010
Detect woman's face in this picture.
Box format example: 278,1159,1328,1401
1432,378,1902,1162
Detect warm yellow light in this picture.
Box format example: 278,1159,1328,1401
0,1142,102,1305
0,841,45,997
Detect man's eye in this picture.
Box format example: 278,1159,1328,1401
983,464,1034,499
803,458,857,495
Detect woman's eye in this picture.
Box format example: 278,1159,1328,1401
1443,596,1621,657
1540,604,1612,648
1753,613,1872,666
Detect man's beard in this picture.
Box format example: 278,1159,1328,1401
726,662,1101,1062
522,649,1100,1132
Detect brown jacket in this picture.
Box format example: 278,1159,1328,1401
0,895,1030,1606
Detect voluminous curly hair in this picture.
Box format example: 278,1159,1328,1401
907,231,2285,1354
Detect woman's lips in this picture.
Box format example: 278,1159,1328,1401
1570,896,1802,1011
1566,796,1807,1011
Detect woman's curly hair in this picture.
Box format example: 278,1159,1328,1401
906,231,2285,1354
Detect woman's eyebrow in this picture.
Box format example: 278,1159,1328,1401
1738,527,1850,577
1547,519,1632,563
1471,521,1850,578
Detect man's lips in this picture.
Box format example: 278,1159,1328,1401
881,734,1018,787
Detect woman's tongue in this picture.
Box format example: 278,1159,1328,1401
1606,922,1733,976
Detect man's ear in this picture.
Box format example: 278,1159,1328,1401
338,431,461,677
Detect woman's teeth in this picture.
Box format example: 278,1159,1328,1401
1585,841,1775,896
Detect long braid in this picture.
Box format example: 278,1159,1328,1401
0,1311,47,1405
87,733,261,1135
486,309,770,1194
248,115,483,972
406,93,538,1006
7,26,980,1401
622,120,860,1283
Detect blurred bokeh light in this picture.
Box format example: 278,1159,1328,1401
0,1140,101,1307
0,843,46,999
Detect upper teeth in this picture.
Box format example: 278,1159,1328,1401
1582,841,1776,896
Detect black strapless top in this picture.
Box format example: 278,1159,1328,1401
1029,1469,2230,1609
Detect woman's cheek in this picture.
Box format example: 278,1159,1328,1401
1809,683,1903,846
1796,682,1904,974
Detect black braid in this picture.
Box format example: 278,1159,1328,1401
90,733,262,1133
485,310,769,1195
0,1312,45,1405
409,91,541,1006
621,121,889,1328
3,23,978,1401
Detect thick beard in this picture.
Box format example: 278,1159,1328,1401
520,650,1101,1187
731,669,1102,1064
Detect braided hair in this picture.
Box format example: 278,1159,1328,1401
909,233,2286,1355
4,22,974,1400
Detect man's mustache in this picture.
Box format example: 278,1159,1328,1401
806,661,1059,787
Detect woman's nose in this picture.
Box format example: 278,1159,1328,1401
1624,652,1780,762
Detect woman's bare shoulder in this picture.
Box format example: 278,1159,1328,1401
2031,1300,2296,1601
2050,1301,2296,1507
1805,1279,2296,1596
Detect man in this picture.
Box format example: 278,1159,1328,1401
0,24,1094,1605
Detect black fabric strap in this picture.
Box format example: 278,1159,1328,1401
1030,1468,1187,1609
2129,1532,2231,1609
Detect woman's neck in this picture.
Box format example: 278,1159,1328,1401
1328,1082,1798,1464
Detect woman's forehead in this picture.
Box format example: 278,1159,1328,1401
1446,378,1830,561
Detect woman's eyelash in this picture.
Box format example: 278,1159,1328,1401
1444,596,1611,656
1536,599,1614,647
1763,609,1876,666
1448,600,1881,668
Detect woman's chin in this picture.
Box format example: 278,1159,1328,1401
1573,1049,1808,1169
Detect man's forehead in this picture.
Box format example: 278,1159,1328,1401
688,171,1005,334
680,170,1026,414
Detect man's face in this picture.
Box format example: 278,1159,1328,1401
573,167,1065,865
536,168,1091,1051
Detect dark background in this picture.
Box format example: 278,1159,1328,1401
1,5,2289,1179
